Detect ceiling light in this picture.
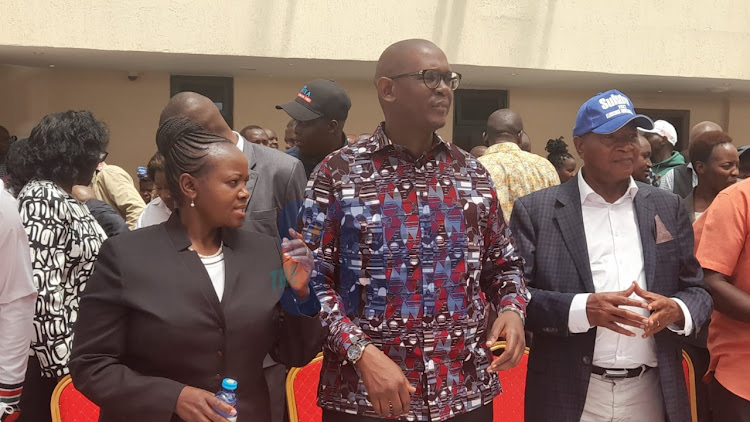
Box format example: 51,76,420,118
49,64,55,68
511,72,518,76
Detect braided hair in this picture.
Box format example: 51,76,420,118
155,116,233,204
545,136,574,170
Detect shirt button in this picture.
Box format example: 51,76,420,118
218,328,224,335
582,356,591,365
217,351,224,359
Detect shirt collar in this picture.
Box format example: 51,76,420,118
577,168,639,205
233,131,245,152
367,122,450,155
485,142,520,155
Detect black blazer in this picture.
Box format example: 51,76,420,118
509,177,712,422
70,214,324,422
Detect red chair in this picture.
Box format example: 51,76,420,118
286,352,324,422
490,341,529,422
50,375,100,422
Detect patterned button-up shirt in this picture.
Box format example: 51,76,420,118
478,142,559,220
300,124,530,421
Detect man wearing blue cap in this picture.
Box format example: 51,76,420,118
509,89,713,422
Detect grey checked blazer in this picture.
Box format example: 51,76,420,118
240,140,307,240
509,176,712,422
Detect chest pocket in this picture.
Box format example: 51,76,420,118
245,209,279,238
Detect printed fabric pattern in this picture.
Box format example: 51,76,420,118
17,180,106,378
300,124,529,421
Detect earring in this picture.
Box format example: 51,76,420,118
190,199,195,208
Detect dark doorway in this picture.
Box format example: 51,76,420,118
635,108,690,152
452,89,509,152
170,75,235,129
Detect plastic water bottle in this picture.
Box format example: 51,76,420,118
214,378,238,422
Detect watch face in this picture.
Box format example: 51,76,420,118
347,343,362,362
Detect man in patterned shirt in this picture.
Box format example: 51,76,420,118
478,109,560,220
300,39,530,422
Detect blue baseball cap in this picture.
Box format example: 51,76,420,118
573,89,653,137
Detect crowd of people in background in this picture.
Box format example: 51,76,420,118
1,38,749,422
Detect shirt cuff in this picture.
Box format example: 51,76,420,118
293,291,320,317
568,293,593,333
667,298,693,336
280,288,320,317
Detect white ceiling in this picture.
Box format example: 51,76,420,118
2,45,749,97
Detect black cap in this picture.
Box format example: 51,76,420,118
739,145,750,158
276,79,351,122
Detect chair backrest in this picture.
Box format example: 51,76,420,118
286,353,324,422
490,341,529,422
282,345,696,422
682,350,698,422
50,375,100,422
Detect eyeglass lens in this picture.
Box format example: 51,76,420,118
423,70,460,90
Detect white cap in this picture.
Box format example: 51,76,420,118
638,120,678,146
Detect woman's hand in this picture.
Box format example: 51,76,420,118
281,229,313,299
175,386,236,422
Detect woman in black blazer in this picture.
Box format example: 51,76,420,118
70,116,324,422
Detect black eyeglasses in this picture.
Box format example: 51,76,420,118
388,69,462,91
99,151,109,162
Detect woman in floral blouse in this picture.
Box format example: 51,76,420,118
8,110,108,422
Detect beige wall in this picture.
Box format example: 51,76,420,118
726,98,750,143
1,66,168,180
2,0,749,80
3,65,744,182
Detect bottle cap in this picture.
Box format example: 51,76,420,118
222,378,238,391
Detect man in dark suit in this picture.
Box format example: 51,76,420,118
160,92,307,240
159,92,308,422
510,89,713,422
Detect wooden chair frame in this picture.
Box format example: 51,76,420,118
682,350,698,422
50,374,73,422
286,352,324,422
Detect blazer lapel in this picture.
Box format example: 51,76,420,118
634,189,656,290
220,229,242,313
243,141,260,208
553,180,595,293
165,214,225,325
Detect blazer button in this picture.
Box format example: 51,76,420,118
217,351,224,359
582,356,591,365
214,374,221,381
218,328,224,335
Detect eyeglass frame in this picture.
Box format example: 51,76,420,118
387,69,463,91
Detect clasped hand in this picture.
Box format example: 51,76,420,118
586,282,684,338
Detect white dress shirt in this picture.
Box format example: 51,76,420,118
201,252,225,302
568,171,692,369
233,131,245,152
135,196,172,229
